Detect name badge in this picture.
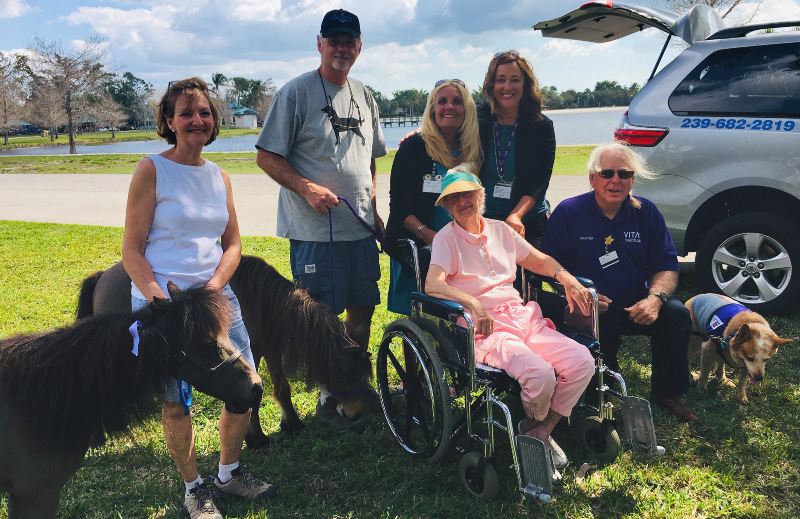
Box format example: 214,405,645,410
599,250,619,269
423,174,442,193
493,183,512,199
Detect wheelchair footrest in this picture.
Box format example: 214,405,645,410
620,396,666,456
516,435,553,502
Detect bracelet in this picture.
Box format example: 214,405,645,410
553,267,566,281
416,223,427,233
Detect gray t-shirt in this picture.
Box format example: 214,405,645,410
257,69,387,241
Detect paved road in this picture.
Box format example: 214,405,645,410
0,174,591,237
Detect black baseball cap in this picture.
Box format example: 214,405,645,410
320,9,360,38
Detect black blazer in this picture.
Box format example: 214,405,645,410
384,133,440,260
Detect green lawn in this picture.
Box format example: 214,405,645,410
0,128,260,150
0,145,590,176
2,220,797,518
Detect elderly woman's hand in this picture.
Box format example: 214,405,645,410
560,272,593,316
465,297,494,337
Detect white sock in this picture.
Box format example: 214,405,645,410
184,476,203,495
218,460,240,484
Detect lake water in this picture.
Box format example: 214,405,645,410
0,108,625,156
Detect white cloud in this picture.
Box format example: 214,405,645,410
0,0,31,18
65,6,197,56
536,39,604,59
227,0,283,22
748,0,800,23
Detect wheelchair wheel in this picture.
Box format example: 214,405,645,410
458,452,499,500
377,319,452,463
580,415,621,461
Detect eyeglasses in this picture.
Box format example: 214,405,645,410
167,79,208,92
444,190,478,201
597,168,635,180
435,79,466,88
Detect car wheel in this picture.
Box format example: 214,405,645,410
696,212,799,313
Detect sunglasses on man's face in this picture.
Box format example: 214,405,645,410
435,79,466,88
597,168,635,180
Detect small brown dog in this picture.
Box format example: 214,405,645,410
686,294,791,403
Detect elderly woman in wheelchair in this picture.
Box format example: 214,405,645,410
425,166,595,470
378,166,664,502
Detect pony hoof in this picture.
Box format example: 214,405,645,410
280,418,305,435
245,433,271,449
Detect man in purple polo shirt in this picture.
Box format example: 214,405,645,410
542,142,696,422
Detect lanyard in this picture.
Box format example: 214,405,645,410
493,121,518,182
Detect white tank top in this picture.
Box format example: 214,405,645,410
131,154,228,300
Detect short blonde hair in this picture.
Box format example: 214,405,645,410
587,141,656,209
420,80,483,170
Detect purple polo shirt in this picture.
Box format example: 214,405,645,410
541,191,678,309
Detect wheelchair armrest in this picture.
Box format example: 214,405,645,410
527,272,595,289
411,291,465,314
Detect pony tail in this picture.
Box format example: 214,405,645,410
76,271,103,319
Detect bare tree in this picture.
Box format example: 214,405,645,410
27,37,110,154
664,0,760,23
0,52,29,145
87,95,128,138
25,77,66,141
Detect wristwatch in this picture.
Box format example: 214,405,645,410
649,291,670,303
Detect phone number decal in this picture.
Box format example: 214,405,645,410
680,117,797,131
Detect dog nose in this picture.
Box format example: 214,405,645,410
752,374,763,383
251,383,263,403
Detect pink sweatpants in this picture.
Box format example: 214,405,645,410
474,301,595,421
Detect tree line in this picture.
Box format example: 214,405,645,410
0,38,276,154
365,80,640,118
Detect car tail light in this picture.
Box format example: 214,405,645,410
614,111,669,147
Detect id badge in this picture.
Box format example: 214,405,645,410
599,250,619,269
423,175,443,193
493,182,512,199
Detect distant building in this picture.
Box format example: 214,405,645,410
227,102,258,129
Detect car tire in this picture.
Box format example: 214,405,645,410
695,212,799,313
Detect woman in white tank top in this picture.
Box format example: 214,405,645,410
121,77,276,517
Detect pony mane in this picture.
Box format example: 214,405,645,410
231,256,363,390
0,285,228,452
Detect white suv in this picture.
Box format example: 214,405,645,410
536,2,800,312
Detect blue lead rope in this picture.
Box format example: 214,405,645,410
177,379,193,415
327,195,385,311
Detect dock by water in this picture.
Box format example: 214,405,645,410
381,116,421,127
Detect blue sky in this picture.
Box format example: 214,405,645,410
2,0,799,97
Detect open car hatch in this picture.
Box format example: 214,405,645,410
533,1,724,45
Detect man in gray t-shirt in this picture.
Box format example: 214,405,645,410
256,8,386,431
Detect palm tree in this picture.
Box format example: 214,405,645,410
210,73,228,98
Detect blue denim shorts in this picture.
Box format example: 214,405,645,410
131,284,256,405
290,236,381,315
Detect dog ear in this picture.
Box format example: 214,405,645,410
734,323,751,342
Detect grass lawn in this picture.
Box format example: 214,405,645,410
0,145,590,176
2,220,798,518
0,128,260,150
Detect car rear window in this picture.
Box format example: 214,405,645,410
669,42,800,117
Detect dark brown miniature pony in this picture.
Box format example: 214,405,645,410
1,283,262,519
76,256,373,448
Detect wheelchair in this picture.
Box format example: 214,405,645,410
377,239,664,502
